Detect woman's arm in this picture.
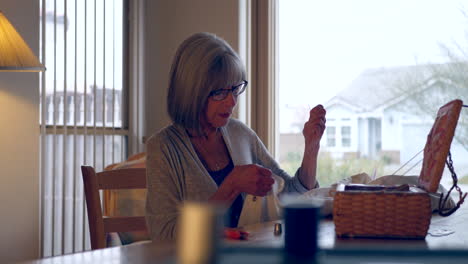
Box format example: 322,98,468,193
247,105,325,193
209,164,275,203
298,105,326,189
251,132,309,194
146,131,277,242
145,136,182,242
208,179,239,204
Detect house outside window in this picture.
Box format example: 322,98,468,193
276,0,468,187
327,126,336,147
341,126,351,147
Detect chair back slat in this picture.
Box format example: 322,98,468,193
81,165,148,250
97,168,146,189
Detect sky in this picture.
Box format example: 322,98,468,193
42,0,124,93
278,0,468,132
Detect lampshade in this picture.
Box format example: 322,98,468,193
0,11,45,72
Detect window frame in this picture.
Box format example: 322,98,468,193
327,126,337,147
38,0,145,256
341,125,351,148
246,0,279,156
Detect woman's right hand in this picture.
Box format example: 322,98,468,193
227,164,275,197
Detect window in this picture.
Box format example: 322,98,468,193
276,0,468,186
341,126,351,147
39,0,128,256
327,126,336,147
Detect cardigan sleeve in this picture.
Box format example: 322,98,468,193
145,134,182,242
252,135,311,194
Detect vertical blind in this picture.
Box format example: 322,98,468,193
39,0,127,256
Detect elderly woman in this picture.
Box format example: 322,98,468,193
145,32,326,241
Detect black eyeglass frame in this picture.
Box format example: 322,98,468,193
208,80,248,101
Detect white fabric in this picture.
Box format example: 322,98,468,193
238,174,284,227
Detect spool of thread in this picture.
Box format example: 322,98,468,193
177,202,222,264
284,203,320,258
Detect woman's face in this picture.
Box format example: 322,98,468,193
202,91,238,130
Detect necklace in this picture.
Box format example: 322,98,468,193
190,134,226,171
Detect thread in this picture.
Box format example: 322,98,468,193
177,202,222,264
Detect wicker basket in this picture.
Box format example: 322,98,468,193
333,99,463,239
333,187,432,238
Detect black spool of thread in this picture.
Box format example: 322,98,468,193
284,203,320,260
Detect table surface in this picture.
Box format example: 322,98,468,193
23,204,468,264
227,202,468,250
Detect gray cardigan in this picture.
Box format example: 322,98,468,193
145,118,310,241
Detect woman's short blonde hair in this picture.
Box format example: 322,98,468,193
167,32,246,132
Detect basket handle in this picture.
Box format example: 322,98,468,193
438,151,467,216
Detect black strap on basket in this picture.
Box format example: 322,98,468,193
438,151,467,216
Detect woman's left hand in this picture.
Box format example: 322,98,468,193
303,104,326,153
298,104,326,189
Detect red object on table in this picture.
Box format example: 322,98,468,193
224,228,249,240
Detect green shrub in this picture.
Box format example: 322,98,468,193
280,151,386,187
459,175,468,184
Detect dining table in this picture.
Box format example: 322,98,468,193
226,202,468,250
23,204,468,264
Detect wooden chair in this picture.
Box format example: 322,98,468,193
81,165,148,250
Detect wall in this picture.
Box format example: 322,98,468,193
144,0,241,138
0,0,41,262
0,0,240,261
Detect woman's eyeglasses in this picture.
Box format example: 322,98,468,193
209,80,248,101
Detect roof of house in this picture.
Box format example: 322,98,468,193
327,64,438,112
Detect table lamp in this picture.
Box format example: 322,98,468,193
0,10,45,72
